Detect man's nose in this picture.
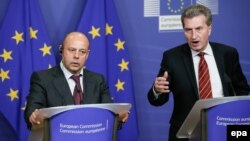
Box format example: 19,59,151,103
191,30,197,39
73,50,80,58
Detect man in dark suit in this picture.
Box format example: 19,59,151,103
24,32,128,129
147,4,250,141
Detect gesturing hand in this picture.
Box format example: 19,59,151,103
154,71,170,94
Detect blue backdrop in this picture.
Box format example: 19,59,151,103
0,0,249,141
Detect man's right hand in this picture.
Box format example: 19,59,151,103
154,71,170,94
29,109,42,125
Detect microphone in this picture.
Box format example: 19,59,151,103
224,73,236,96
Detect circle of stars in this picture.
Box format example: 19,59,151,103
167,0,184,14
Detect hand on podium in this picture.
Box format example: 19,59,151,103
116,112,130,130
118,112,130,123
29,109,43,126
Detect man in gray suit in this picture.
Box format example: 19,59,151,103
147,4,249,141
24,32,128,129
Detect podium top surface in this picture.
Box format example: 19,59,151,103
176,96,250,138
36,103,131,119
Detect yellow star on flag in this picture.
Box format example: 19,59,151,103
105,23,113,35
7,88,19,101
115,79,125,92
12,30,24,44
29,27,38,39
88,26,101,39
118,58,129,72
40,43,52,56
0,68,10,82
114,38,125,51
0,49,13,62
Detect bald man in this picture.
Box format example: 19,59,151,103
24,32,128,129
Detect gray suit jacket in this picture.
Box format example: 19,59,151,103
24,65,112,128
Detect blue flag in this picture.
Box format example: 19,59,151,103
0,0,56,140
77,0,139,140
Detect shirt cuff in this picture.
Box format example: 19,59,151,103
152,86,161,99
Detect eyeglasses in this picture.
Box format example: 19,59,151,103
66,48,90,56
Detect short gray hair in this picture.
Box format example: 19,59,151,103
181,4,212,27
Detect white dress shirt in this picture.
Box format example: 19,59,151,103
60,62,84,95
191,44,223,98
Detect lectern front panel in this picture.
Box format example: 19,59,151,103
50,107,115,141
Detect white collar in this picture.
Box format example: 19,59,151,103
60,61,84,79
191,43,213,57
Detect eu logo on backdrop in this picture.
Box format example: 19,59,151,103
160,0,191,15
144,0,219,31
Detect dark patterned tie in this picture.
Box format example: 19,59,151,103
198,52,212,99
71,75,83,104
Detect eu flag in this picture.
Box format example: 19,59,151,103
77,0,139,140
0,0,56,140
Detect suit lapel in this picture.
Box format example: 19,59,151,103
52,66,74,105
82,69,99,104
182,45,199,98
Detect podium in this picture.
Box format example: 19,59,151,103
29,103,131,141
176,96,250,141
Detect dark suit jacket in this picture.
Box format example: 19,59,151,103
24,65,112,129
148,42,249,130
